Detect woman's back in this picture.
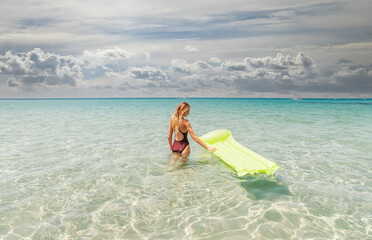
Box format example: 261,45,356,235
168,102,216,162
171,118,188,141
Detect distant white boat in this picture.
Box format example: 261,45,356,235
292,97,302,100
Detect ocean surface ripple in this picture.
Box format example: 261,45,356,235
0,98,371,239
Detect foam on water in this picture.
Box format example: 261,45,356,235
0,98,371,239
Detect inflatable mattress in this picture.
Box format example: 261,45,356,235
199,130,280,176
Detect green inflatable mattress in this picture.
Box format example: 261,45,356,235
199,130,280,176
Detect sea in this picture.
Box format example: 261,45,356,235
0,98,371,239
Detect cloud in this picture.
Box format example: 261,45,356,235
171,59,212,74
0,47,140,88
7,78,19,87
127,66,169,81
183,45,198,52
1,48,371,96
224,60,247,71
3,1,367,49
331,63,372,93
0,48,82,87
208,57,222,64
173,52,317,89
167,52,371,94
80,46,133,69
171,59,191,74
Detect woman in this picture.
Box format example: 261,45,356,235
168,102,216,162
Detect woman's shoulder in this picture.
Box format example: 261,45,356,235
183,119,190,125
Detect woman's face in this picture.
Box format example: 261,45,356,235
184,108,190,117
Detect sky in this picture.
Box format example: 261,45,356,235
0,0,372,98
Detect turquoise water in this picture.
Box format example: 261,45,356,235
0,98,371,239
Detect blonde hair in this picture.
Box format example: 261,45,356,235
172,102,190,135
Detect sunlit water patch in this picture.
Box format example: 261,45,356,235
0,98,371,239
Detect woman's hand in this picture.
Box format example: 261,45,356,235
208,146,217,152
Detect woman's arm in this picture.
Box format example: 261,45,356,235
185,121,216,152
168,118,173,150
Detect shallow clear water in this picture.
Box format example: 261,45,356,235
0,98,371,239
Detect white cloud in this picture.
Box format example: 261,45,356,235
80,46,133,69
183,45,199,52
223,60,247,71
104,69,120,78
143,52,151,61
0,47,136,88
171,59,211,74
208,57,222,64
174,52,317,83
127,66,169,81
0,48,83,87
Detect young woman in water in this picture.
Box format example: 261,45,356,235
168,102,216,162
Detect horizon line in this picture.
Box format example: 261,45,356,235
0,97,371,100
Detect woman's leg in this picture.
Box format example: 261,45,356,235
181,145,190,161
171,152,181,164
